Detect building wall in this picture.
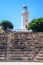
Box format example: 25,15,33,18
0,32,43,62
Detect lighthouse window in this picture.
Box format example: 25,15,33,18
25,20,27,22
25,25,27,28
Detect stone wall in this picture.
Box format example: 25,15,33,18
0,32,43,62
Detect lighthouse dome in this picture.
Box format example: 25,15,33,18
23,5,27,8
22,4,28,14
22,4,27,12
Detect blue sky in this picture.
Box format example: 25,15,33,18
0,0,43,30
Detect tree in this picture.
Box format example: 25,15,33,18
27,18,43,32
0,20,13,31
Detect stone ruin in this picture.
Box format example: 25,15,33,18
0,32,43,62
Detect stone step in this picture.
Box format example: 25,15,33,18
0,57,5,60
0,51,6,52
38,55,43,57
39,51,43,53
10,57,33,60
0,52,6,53
10,53,34,57
0,50,6,51
10,48,40,51
10,50,39,54
0,54,5,56
0,48,6,49
10,51,35,54
13,45,41,48
0,56,5,57
36,57,43,60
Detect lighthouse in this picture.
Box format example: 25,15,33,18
21,5,29,31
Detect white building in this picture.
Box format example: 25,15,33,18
21,5,29,31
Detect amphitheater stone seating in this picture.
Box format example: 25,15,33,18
0,32,43,62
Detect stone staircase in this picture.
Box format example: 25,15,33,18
0,43,7,61
0,32,43,62
34,48,43,62
0,33,7,61
8,40,42,61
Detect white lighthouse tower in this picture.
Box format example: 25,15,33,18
21,5,29,31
